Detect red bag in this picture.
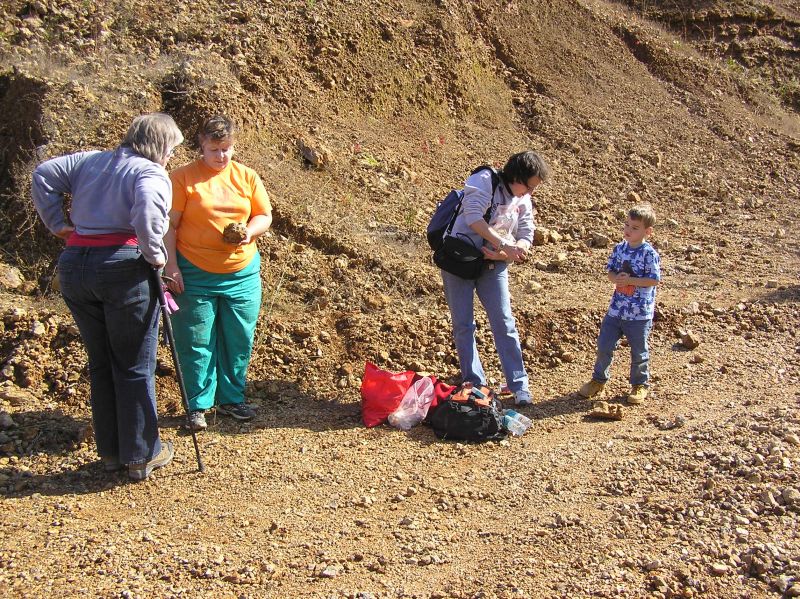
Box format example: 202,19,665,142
360,362,416,427
430,378,456,411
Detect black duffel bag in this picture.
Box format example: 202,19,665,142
428,384,506,442
433,235,485,280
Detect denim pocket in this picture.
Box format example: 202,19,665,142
57,251,82,297
97,256,150,309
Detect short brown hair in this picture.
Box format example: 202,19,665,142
629,204,656,228
198,115,237,142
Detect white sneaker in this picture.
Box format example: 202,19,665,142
514,390,532,406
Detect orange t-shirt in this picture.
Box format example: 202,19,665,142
170,159,271,273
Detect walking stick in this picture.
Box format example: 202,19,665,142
151,268,205,473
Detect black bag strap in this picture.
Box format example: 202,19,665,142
444,166,503,238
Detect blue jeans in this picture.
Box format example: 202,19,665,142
57,246,162,465
441,261,528,393
591,314,652,386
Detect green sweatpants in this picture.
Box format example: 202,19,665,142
170,252,262,411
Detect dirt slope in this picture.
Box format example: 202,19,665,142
0,0,799,597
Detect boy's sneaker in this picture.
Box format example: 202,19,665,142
187,410,207,431
216,402,256,421
578,379,605,399
128,441,174,481
514,390,533,406
627,385,649,405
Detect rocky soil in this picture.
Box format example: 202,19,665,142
0,0,799,597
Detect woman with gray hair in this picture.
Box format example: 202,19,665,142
32,112,184,481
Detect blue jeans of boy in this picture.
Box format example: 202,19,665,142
592,314,652,386
441,261,529,394
57,246,162,466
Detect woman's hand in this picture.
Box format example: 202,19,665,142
481,244,526,263
242,214,271,246
505,245,527,262
238,230,253,246
164,268,184,294
481,245,506,261
513,242,530,261
54,225,75,240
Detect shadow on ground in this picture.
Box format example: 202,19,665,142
759,284,800,304
162,378,363,436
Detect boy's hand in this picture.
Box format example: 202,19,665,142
612,272,635,295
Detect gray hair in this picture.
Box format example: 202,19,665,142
121,113,184,163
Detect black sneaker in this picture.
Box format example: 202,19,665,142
186,410,207,431
216,402,256,421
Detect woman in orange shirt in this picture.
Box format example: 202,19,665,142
165,115,272,431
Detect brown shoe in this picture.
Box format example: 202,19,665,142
128,441,174,481
627,385,649,405
101,456,124,472
578,379,605,399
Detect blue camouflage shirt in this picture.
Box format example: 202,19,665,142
605,241,661,320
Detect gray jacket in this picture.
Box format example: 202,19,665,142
447,168,536,250
32,147,172,265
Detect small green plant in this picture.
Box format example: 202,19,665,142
359,152,380,168
402,206,417,230
725,57,744,74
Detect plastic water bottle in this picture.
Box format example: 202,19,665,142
503,409,532,436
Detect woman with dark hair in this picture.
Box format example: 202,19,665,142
440,151,550,406
165,115,272,431
32,112,184,481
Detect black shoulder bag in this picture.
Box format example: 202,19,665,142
432,167,502,280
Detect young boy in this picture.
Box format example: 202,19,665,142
578,205,661,404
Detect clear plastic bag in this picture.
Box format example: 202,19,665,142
388,376,435,431
489,197,523,244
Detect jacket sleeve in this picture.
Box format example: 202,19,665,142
130,167,172,266
31,152,95,234
461,170,495,226
515,198,535,244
